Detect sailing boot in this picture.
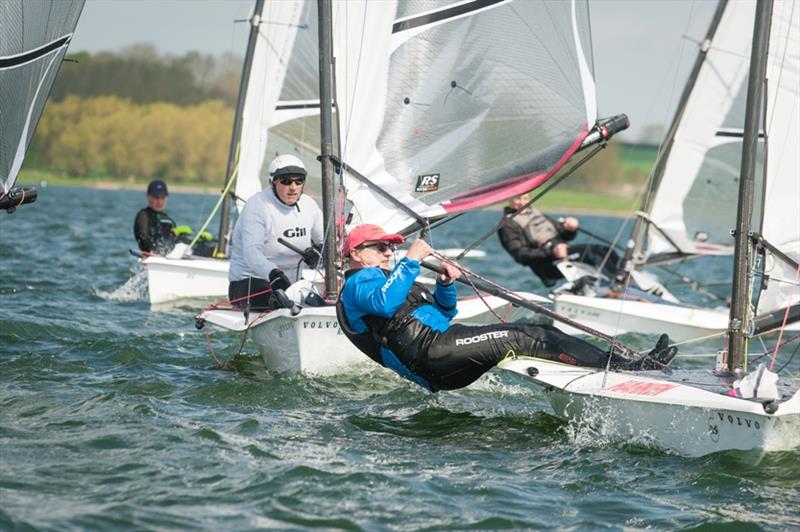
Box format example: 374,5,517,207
640,334,677,370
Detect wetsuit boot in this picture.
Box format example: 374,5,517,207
640,334,677,370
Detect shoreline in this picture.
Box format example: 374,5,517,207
31,177,631,218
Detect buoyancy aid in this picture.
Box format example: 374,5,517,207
336,270,440,370
512,208,559,247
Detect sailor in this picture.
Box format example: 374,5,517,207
133,179,181,255
133,179,215,257
497,192,621,287
337,224,677,392
228,154,324,311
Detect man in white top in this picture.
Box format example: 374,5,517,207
228,154,324,311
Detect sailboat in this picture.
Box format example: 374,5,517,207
552,0,799,342
195,0,627,374
142,0,305,305
0,0,85,212
499,0,800,456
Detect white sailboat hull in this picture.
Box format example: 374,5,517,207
144,256,229,305
498,358,800,456
199,291,546,374
553,294,799,341
553,293,730,341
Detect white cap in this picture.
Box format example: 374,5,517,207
268,154,307,178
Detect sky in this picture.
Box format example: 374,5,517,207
69,0,720,141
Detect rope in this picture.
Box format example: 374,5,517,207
198,286,275,369
428,250,638,358
458,268,507,324
188,155,241,250
769,262,800,370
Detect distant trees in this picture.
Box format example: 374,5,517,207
31,96,232,184
558,141,651,199
52,45,241,106
27,48,240,183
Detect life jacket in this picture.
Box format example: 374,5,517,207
336,269,438,371
512,208,559,247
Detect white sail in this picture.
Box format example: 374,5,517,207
261,1,324,198
757,0,800,316
233,0,304,210
337,0,598,234
0,0,84,196
645,1,757,258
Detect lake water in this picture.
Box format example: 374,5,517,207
1,185,798,530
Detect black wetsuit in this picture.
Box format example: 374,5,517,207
497,206,621,286
337,258,638,392
133,207,177,255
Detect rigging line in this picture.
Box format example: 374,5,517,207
669,330,727,347
428,250,638,357
455,143,605,260
188,153,240,253
332,155,427,226
770,262,800,371
775,340,800,374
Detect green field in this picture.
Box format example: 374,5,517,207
618,143,659,174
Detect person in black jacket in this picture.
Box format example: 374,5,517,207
497,193,621,287
133,180,178,255
133,180,217,257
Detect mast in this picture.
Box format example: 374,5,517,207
727,0,773,371
318,0,337,301
217,0,265,257
626,0,729,267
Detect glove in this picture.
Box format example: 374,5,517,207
268,268,291,291
301,243,322,267
198,230,213,242
172,225,193,237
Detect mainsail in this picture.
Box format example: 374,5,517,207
0,0,84,204
232,0,305,209
755,0,800,317
643,1,758,260
334,0,598,234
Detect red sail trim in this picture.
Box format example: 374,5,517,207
440,126,589,214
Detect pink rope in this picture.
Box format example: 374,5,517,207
770,262,800,370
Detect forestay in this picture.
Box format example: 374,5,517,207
756,1,799,316
645,1,757,259
0,0,84,196
335,0,598,234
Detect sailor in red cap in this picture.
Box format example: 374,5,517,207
337,224,677,391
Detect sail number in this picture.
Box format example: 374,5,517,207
607,380,678,396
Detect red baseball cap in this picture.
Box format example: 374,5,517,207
344,224,404,255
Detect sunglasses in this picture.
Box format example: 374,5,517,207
276,176,306,186
358,242,396,253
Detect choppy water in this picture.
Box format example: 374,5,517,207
2,185,798,530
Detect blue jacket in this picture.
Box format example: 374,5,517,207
339,257,458,388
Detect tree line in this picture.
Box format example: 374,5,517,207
28,47,239,184
28,47,649,194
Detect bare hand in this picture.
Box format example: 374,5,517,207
563,217,579,231
438,261,461,285
405,239,433,262
552,242,568,259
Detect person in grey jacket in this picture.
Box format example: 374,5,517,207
228,154,323,311
498,192,621,287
